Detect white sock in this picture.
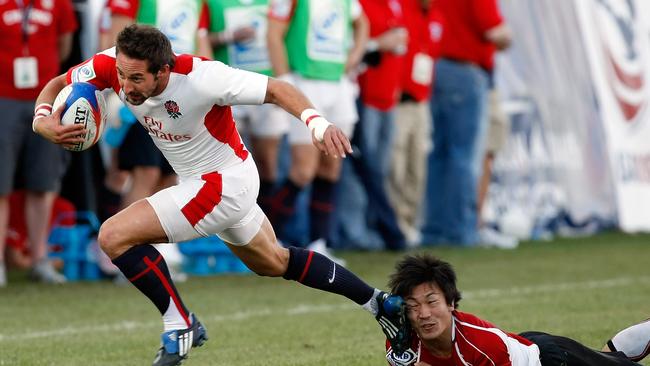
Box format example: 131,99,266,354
162,298,191,331
362,289,382,316
609,319,650,361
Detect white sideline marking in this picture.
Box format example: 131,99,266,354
2,276,649,343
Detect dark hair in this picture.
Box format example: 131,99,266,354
116,24,176,74
388,254,462,307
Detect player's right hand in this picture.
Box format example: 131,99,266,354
312,125,353,159
33,103,87,150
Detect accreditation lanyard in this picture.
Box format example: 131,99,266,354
16,0,34,56
13,0,39,89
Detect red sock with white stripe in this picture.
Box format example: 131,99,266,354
112,245,191,331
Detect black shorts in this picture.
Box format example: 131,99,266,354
117,124,174,175
520,331,641,366
0,98,69,194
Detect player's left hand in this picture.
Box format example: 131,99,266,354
312,125,353,159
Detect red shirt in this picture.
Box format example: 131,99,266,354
437,0,503,71
0,0,78,100
400,0,444,102
385,311,541,366
358,0,406,111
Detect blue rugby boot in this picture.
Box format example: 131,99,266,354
152,314,208,366
376,292,411,356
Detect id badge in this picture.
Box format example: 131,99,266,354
412,53,433,85
14,56,39,89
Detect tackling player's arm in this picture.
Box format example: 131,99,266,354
264,78,352,159
32,74,86,149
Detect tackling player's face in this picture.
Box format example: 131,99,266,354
116,53,167,105
405,282,454,343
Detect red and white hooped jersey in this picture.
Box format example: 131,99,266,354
66,47,269,178
386,311,541,366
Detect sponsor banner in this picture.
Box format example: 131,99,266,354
485,0,617,240
576,0,650,231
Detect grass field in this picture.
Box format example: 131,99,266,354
1,231,649,365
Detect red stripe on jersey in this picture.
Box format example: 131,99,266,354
172,55,195,75
181,172,223,227
143,256,191,327
204,105,249,161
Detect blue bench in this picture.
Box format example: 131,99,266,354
178,236,250,276
48,211,101,281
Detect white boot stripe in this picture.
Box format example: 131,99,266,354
378,319,397,338
380,317,399,333
179,333,185,356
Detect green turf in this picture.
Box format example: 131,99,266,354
1,231,649,365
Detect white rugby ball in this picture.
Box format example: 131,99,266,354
52,82,107,151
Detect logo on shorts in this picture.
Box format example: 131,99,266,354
164,100,182,119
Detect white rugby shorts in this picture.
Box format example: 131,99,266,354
287,74,359,144
232,104,290,138
146,156,265,246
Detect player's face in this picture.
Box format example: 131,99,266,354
405,282,454,343
116,53,167,105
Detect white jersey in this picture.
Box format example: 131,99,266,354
67,47,269,178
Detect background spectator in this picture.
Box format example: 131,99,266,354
200,0,285,218
421,0,508,246
387,0,443,246
266,0,368,263
0,0,78,286
334,0,408,251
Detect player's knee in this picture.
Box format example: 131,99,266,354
97,219,126,258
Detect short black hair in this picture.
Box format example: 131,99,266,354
115,24,175,74
388,254,462,307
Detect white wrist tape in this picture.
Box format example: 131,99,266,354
301,108,332,142
32,103,52,132
277,73,294,85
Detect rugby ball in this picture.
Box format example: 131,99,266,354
52,82,107,151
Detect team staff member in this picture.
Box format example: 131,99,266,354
33,25,408,366
199,0,285,216
266,0,368,262
387,0,443,245
421,0,510,246
384,254,649,366
0,0,77,286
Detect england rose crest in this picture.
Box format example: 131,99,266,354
164,100,182,119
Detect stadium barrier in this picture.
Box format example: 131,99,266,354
178,236,250,276
48,211,101,281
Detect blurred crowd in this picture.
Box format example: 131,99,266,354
0,0,516,287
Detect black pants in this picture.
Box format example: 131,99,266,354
520,331,642,366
